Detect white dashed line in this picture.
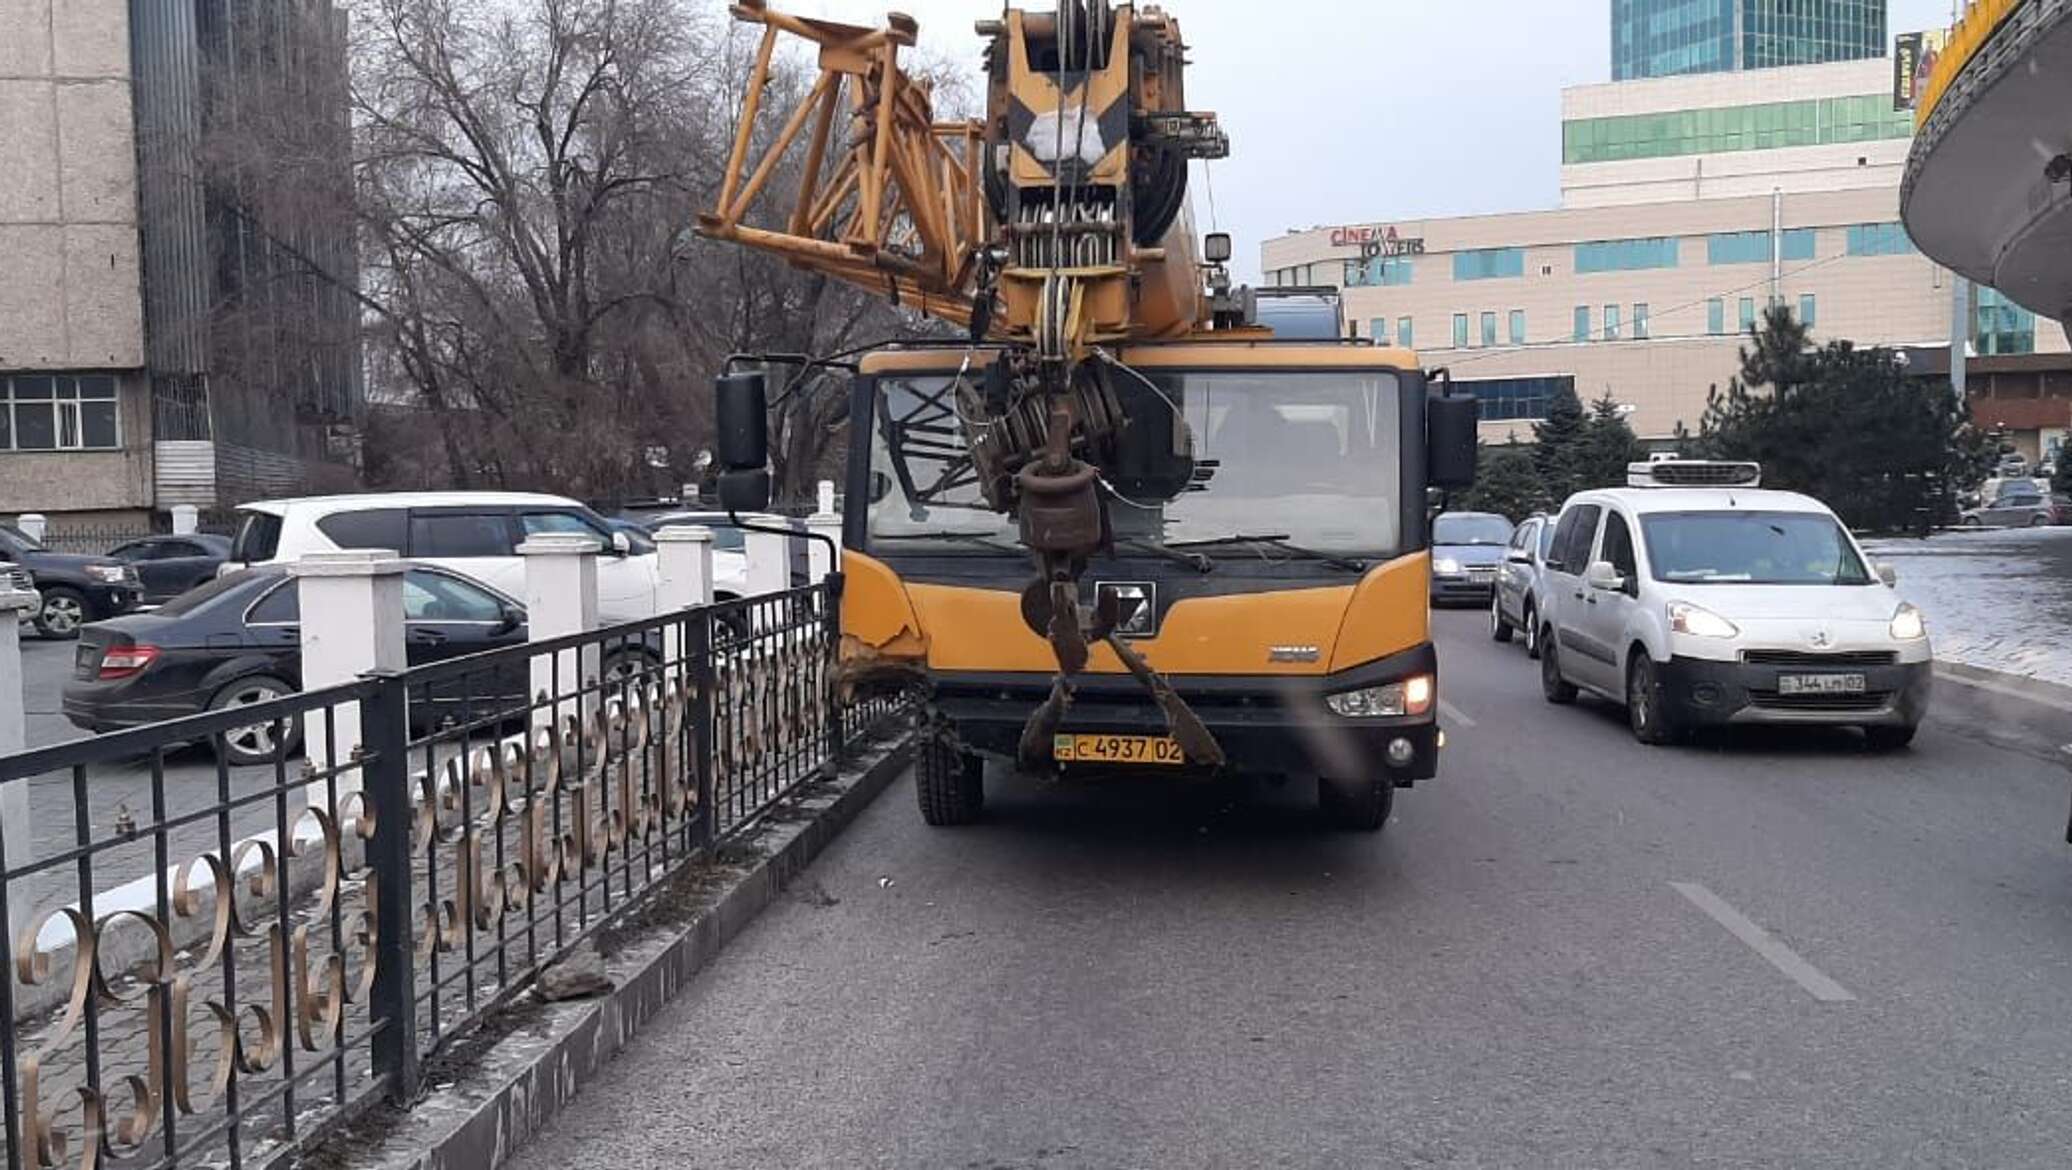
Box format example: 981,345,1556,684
1671,881,1855,1003
1439,699,1476,729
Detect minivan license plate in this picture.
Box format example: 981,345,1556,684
1778,673,1867,696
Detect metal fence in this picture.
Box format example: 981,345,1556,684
0,580,911,1170
25,517,237,558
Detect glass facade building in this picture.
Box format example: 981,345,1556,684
1563,95,1911,165
1611,1,1886,82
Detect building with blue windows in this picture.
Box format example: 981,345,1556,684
1263,47,2071,461
1612,0,1887,82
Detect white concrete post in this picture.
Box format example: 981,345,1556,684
806,513,841,582
293,551,408,802
0,585,37,942
169,505,199,535
742,514,791,597
15,514,45,543
655,525,715,664
518,535,601,726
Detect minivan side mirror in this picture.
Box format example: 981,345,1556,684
1876,562,1897,587
1506,548,1533,565
1427,392,1478,490
1584,560,1626,593
610,530,633,556
715,371,772,513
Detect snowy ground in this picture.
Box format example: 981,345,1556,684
1863,526,2072,688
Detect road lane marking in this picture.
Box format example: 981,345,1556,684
1439,699,1477,729
1670,881,1855,1003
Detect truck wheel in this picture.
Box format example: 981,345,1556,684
1540,630,1578,704
1489,595,1513,643
916,735,984,826
1319,776,1392,832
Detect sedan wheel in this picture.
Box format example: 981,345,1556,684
210,677,303,766
1523,609,1541,660
1489,595,1514,643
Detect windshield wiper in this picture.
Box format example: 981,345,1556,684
1114,539,1214,574
872,533,1024,555
1166,533,1367,573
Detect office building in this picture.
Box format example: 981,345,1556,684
0,0,360,524
1612,0,1888,81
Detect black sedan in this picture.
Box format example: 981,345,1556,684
0,522,141,637
107,533,233,604
64,565,653,765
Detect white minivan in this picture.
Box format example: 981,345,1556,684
1534,462,1931,749
226,493,750,623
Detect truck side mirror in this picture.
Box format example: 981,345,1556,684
1427,393,1478,489
715,371,772,513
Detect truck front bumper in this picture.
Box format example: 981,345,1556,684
932,643,1441,784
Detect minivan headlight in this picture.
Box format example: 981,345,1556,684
1667,601,1738,639
1326,675,1434,718
1432,557,1462,576
1889,603,1926,641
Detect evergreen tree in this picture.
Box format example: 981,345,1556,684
1531,384,1588,505
1452,443,1547,521
1575,392,1648,490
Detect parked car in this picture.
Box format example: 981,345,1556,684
0,523,141,638
632,510,799,584
1429,512,1514,605
1490,513,1555,657
1996,454,2031,479
224,492,751,622
2,560,39,624
1961,490,2067,528
63,564,659,765
107,533,233,604
1535,460,1929,750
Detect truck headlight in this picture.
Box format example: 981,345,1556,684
1667,600,1738,639
1326,674,1434,718
1432,557,1462,576
1889,602,1926,641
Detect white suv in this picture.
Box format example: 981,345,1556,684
226,493,750,623
1535,462,1930,750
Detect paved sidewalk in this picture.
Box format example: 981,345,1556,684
1865,526,2072,688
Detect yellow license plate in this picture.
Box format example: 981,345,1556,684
1054,734,1187,765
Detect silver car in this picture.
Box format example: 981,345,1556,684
1961,490,2067,528
1491,513,1555,658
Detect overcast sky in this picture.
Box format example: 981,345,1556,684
795,1,1960,278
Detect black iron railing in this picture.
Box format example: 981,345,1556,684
0,580,910,1170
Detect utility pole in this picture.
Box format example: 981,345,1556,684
1950,275,1970,407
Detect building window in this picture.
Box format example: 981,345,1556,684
1604,304,1622,340
1707,297,1725,335
1633,303,1650,340
1562,95,1913,166
1508,310,1526,345
1344,256,1415,287
1480,312,1498,347
1706,229,1816,266
1977,287,2036,355
1798,294,1817,328
1462,375,1574,423
1453,248,1526,282
1738,297,1757,331
2,374,120,453
1397,316,1414,348
1369,318,1385,342
1846,222,1917,257
1453,313,1470,349
1574,237,1679,274
1573,305,1591,342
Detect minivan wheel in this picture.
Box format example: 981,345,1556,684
1540,631,1577,704
1627,654,1679,745
34,588,86,639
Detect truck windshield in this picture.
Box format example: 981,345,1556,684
1641,511,1873,585
868,369,1403,555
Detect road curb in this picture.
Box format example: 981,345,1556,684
321,730,915,1170
1933,660,2072,713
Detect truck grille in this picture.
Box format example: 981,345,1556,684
1742,649,1898,667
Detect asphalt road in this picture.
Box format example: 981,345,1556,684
501,610,2072,1169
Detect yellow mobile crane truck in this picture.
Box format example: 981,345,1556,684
699,1,1477,829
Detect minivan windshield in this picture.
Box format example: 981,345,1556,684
1640,511,1872,585
1433,514,1514,546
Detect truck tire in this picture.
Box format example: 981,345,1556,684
916,735,984,826
1318,776,1391,832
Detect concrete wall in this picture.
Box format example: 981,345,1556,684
0,0,142,371
0,372,153,512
